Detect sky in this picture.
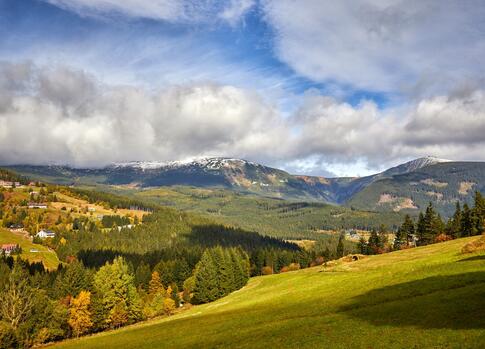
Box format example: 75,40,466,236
1,0,485,177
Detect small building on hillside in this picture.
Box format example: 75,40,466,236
407,234,418,247
1,244,19,255
117,224,134,231
8,223,24,232
28,202,48,209
0,180,20,188
36,229,56,239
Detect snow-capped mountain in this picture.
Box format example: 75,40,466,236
9,156,485,216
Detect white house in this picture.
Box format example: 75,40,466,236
28,202,48,209
36,229,56,239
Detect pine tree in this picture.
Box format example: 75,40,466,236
393,228,404,250
357,237,368,254
472,191,485,235
446,202,462,238
192,249,219,304
367,229,381,254
336,234,345,258
135,261,151,290
401,214,415,244
416,212,426,244
461,203,474,236
55,261,91,298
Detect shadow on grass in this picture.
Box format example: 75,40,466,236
339,272,485,330
458,255,485,262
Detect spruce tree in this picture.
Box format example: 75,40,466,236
336,234,345,258
401,214,415,244
461,203,474,236
416,212,426,244
446,202,462,238
192,249,219,304
393,228,404,250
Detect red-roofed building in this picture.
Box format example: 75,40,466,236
1,244,19,255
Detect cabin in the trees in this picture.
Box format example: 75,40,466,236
1,243,19,255
0,180,20,188
36,229,56,239
8,223,24,232
28,202,48,209
117,224,134,231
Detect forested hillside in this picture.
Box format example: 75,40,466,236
348,162,485,216
8,158,485,219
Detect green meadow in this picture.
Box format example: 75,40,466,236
51,236,485,349
0,228,60,270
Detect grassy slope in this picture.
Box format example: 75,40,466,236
0,229,60,270
52,237,485,349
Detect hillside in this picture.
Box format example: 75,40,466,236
0,228,60,270
122,186,404,238
50,236,485,349
348,162,485,216
8,157,480,219
6,157,449,205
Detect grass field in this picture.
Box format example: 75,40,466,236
0,229,60,270
51,236,485,349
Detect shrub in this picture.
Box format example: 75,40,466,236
462,235,485,254
163,298,176,315
261,266,273,275
0,321,18,349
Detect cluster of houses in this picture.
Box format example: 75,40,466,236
0,180,21,188
1,243,20,255
8,223,24,232
8,223,56,239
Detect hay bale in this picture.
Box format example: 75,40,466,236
461,235,485,254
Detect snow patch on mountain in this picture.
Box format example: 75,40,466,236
111,157,259,171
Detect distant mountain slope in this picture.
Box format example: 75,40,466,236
347,161,485,216
6,157,484,217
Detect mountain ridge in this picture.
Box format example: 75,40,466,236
6,156,484,217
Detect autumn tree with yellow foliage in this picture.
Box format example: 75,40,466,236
68,291,93,337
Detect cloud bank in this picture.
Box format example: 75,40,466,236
263,0,485,95
1,62,485,175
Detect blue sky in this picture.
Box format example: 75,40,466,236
1,0,485,176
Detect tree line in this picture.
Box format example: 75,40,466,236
358,191,485,254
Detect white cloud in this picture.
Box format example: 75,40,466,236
44,0,254,25
289,91,485,172
2,62,485,176
262,0,485,94
219,0,255,26
0,62,288,167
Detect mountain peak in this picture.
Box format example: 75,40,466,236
111,157,258,171
378,156,452,178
